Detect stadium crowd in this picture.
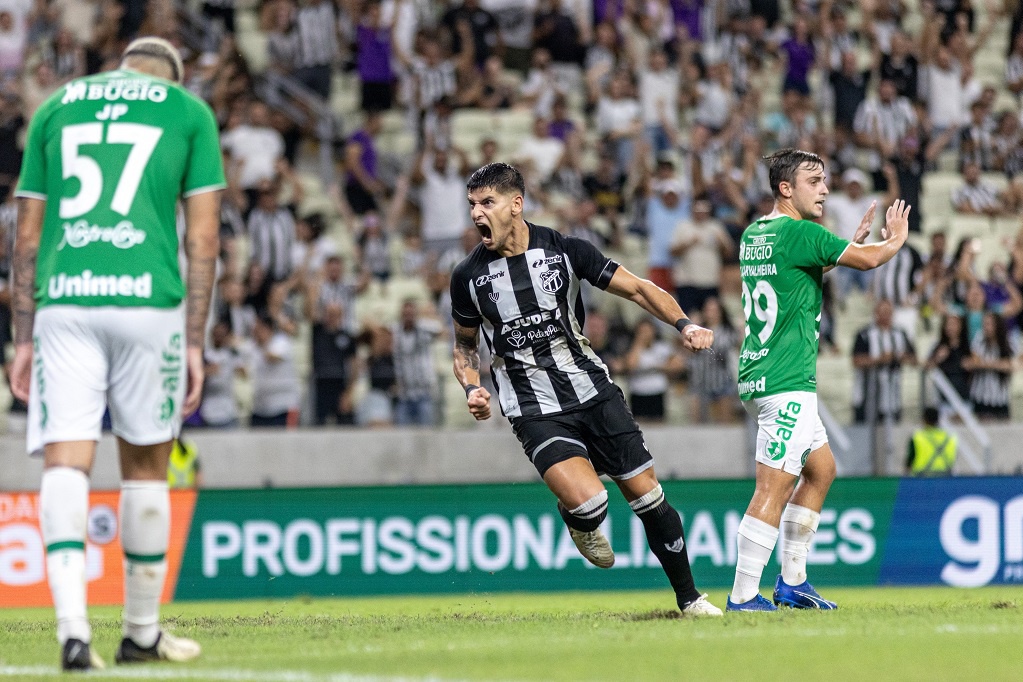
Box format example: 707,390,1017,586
1,0,1023,428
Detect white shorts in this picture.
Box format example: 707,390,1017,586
27,305,186,455
743,390,828,476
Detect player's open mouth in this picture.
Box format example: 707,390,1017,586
476,223,492,242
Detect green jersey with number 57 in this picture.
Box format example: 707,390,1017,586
15,69,226,309
737,215,850,400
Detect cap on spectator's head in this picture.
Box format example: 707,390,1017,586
122,36,184,83
842,168,869,188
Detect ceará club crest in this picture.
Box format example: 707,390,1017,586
540,269,563,294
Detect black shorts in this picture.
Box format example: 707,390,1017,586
629,392,665,420
509,389,654,479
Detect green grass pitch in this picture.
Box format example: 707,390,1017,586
1,587,1021,681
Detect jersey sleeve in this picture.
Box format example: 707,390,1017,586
787,220,850,268
565,236,619,289
450,260,482,328
14,97,54,200
182,96,227,197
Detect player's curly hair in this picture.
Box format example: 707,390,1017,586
467,163,525,197
763,148,824,198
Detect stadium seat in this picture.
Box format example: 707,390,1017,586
236,32,268,75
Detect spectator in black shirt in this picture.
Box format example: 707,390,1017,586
442,0,501,68
582,154,627,220
310,302,358,425
533,0,584,66
829,51,870,133
879,31,919,102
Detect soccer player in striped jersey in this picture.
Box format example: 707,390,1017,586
450,163,721,617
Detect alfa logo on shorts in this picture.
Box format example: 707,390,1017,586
767,440,787,461
155,334,182,427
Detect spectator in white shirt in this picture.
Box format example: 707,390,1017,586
0,0,31,77
519,47,563,118
920,45,979,138
201,321,246,428
691,60,735,133
669,196,732,315
515,117,566,183
250,315,301,427
824,167,883,295
410,145,473,254
595,69,641,176
638,48,679,154
220,101,286,206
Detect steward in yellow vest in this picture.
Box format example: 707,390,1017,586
168,437,201,488
906,407,957,477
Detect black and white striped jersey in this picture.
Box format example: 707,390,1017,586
450,223,619,418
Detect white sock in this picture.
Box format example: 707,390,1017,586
120,481,170,648
780,504,821,587
40,467,91,644
731,515,780,604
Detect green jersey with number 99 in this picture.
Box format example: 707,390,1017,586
737,215,850,400
15,69,226,309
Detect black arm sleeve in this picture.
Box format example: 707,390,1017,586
564,236,620,290
449,260,483,328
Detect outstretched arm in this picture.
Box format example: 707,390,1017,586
604,266,714,352
838,200,911,271
824,200,877,273
452,320,491,420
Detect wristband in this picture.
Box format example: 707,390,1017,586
464,384,481,398
674,318,694,333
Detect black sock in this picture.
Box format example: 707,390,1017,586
636,499,701,607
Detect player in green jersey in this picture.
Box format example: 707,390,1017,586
726,149,911,612
9,38,224,668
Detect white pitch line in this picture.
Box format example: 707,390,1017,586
0,666,478,682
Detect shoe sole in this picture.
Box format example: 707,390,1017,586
774,596,837,610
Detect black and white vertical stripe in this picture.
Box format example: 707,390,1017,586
294,0,338,68
392,323,440,400
316,278,357,331
969,340,1010,409
688,325,737,396
853,98,916,147
414,59,457,110
456,228,617,418
247,208,296,281
871,245,923,307
852,325,913,416
952,182,1001,213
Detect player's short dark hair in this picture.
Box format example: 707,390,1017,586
467,163,525,197
763,148,824,198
